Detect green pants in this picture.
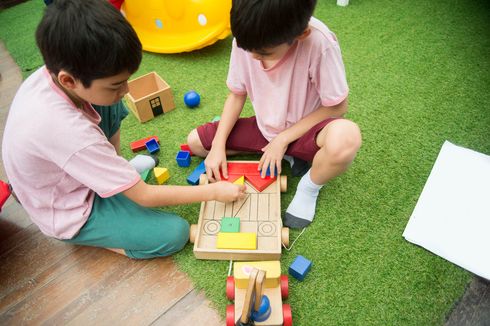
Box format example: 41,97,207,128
65,193,189,259
64,101,189,259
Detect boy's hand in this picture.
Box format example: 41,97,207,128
212,182,246,202
259,136,288,178
205,147,228,182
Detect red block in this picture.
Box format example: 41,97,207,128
130,136,159,152
223,162,276,192
180,144,194,156
0,181,11,212
244,175,276,192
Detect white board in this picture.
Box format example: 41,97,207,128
403,141,490,280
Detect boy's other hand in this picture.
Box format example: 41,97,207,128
205,147,228,182
259,136,288,178
212,182,246,202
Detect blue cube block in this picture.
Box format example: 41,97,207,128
145,138,160,154
176,150,191,167
187,161,206,185
288,255,312,281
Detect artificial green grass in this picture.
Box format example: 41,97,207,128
1,0,489,324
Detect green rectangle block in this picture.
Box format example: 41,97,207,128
220,217,240,233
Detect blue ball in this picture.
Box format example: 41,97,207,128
184,90,201,108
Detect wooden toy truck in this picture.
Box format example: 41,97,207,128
124,72,175,123
226,261,292,326
189,161,289,261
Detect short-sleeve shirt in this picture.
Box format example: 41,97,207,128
226,17,349,141
2,67,140,239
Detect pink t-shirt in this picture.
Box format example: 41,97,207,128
2,67,140,239
227,17,349,141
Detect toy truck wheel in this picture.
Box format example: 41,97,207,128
199,174,208,185
280,275,289,299
226,304,235,326
282,304,293,326
189,224,197,243
226,276,235,300
280,175,287,193
281,227,289,247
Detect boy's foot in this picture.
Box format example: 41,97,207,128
283,155,310,177
284,170,322,229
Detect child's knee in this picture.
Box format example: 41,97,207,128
168,217,190,252
187,128,207,157
323,120,362,164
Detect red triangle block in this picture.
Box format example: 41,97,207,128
245,175,276,192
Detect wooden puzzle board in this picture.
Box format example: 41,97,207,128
193,162,284,260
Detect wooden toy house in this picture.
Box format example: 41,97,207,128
125,72,175,123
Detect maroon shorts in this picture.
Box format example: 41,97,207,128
196,116,339,162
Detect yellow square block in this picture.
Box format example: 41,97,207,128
154,167,170,184
216,232,256,250
234,261,281,289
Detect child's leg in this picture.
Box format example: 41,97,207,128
64,193,189,259
284,118,361,228
187,117,269,158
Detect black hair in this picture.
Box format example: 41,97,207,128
36,0,142,88
230,0,317,52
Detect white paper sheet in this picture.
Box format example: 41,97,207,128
403,141,490,280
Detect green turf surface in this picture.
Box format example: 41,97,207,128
1,0,489,324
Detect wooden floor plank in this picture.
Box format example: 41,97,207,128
0,248,138,324
152,289,223,326
64,257,193,326
0,230,77,300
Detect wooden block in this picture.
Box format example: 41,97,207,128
233,176,245,185
244,175,275,192
140,169,150,182
288,255,312,281
187,161,206,185
234,261,281,289
154,167,170,184
180,144,193,156
220,217,240,233
220,173,241,183
145,138,160,154
130,136,159,152
216,232,256,250
176,150,191,167
227,162,260,175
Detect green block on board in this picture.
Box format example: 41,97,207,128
140,169,150,181
211,115,221,122
220,217,240,232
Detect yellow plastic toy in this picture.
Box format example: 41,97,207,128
121,0,232,54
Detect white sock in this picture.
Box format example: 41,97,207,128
284,169,323,229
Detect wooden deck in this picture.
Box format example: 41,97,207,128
0,41,222,325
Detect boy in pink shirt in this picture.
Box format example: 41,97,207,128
187,0,361,229
2,0,245,259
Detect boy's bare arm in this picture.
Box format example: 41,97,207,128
206,92,247,181
277,98,348,145
122,179,246,207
